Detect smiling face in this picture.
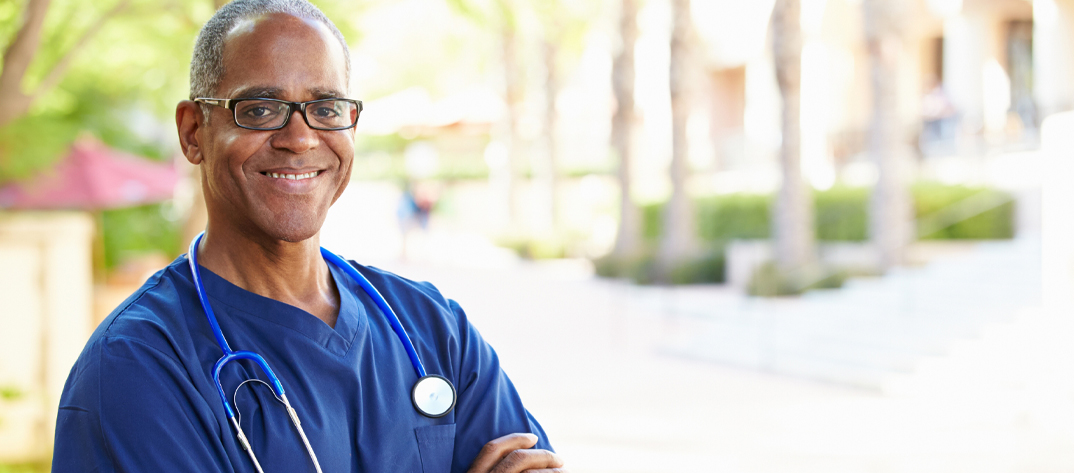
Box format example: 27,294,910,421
196,13,354,243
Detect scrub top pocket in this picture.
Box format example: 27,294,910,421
414,423,455,473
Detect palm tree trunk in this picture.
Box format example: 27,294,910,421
541,40,559,230
864,0,913,269
611,0,639,258
771,0,816,273
502,24,524,229
657,0,698,281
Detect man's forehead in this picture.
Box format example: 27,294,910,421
229,85,347,100
219,12,345,67
225,12,332,42
216,12,348,98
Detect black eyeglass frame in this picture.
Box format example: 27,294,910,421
194,97,364,131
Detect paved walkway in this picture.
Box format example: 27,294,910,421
375,258,1074,473
321,182,1072,472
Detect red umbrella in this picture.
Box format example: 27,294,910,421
0,137,179,210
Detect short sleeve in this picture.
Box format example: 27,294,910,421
447,300,553,473
52,336,231,473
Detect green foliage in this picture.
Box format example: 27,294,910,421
594,244,726,285
102,203,181,269
618,183,1014,287
815,186,869,240
914,183,1015,240
747,262,849,297
0,385,22,401
0,462,49,473
0,0,202,183
594,247,657,284
641,184,1015,244
695,194,771,241
496,234,568,260
641,203,663,241
0,114,80,182
667,248,725,285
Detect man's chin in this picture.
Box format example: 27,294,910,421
257,214,325,244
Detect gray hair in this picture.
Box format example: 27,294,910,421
189,0,351,100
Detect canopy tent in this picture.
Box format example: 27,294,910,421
0,137,178,210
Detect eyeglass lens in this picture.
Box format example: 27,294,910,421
234,100,359,130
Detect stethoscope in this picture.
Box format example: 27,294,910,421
186,232,456,473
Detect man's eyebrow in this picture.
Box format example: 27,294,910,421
309,87,346,100
231,87,285,99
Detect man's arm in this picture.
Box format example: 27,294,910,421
467,433,566,473
53,335,231,472
446,299,565,472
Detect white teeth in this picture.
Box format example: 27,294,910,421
265,171,318,180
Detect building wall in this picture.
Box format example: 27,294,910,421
1035,0,1074,117
0,212,94,462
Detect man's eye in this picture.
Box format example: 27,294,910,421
313,106,341,118
246,106,274,118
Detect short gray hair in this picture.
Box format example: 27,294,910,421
189,0,350,100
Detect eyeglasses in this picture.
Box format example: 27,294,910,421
194,97,363,131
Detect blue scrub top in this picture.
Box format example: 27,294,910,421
52,257,551,472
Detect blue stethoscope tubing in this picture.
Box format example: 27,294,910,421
186,231,455,472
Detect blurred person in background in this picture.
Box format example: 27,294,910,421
397,179,437,261
920,78,959,146
49,1,562,472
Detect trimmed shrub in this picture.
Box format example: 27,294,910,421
594,244,725,285
641,184,1014,244
913,183,1015,239
747,262,849,297
696,194,771,241
815,186,869,241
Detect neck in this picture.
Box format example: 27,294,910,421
195,223,340,328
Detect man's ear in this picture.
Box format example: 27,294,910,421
176,100,205,165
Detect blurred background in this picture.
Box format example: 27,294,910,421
0,0,1072,471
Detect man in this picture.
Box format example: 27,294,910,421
51,1,565,472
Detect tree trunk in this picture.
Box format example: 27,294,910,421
501,24,524,229
0,0,52,128
540,40,559,231
0,0,130,128
864,0,913,269
771,0,816,274
657,0,698,280
611,0,639,258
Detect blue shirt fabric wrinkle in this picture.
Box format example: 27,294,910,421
52,256,551,473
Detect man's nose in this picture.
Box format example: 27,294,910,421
270,108,319,153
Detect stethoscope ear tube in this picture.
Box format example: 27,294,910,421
189,232,456,458
320,249,457,418
319,248,429,378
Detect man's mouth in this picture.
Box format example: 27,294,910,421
260,171,321,180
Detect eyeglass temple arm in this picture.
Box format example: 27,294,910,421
194,98,230,108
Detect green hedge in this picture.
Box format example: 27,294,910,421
641,184,1014,243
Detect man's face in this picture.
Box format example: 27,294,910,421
198,13,353,243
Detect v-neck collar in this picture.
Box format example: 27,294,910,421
194,260,365,357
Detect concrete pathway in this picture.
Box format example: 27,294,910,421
373,258,1074,473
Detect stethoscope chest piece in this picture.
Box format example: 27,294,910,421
411,375,456,418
